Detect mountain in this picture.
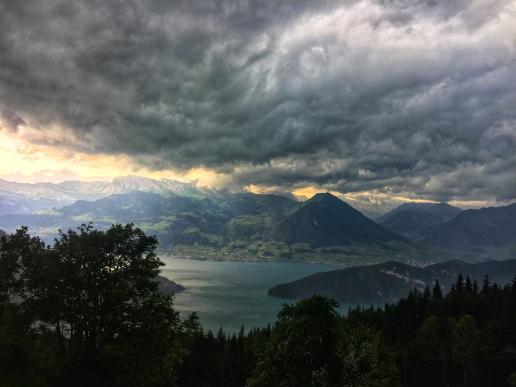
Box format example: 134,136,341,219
423,203,516,251
268,259,516,304
378,202,462,223
378,202,463,241
0,190,439,264
0,179,76,214
0,229,6,238
0,191,231,247
0,176,209,215
270,261,429,304
223,193,299,219
269,193,406,247
379,210,442,241
0,190,300,248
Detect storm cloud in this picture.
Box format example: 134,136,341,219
0,0,515,202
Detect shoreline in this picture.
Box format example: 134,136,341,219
158,254,343,266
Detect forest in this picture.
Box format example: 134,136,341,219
1,224,515,387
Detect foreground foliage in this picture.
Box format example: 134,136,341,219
1,225,516,386
0,224,184,387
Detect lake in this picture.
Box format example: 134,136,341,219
160,258,341,333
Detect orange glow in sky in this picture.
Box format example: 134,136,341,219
0,130,226,186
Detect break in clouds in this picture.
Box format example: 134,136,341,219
0,0,515,202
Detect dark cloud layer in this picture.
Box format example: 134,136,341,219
0,0,515,201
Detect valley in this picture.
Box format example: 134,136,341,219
1,176,515,265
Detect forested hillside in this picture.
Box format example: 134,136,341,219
1,225,516,387
269,259,516,304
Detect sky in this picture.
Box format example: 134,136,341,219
0,0,515,206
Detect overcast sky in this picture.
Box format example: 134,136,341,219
0,0,515,204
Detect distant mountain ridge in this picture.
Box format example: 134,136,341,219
378,202,463,241
0,190,430,264
0,176,407,219
0,176,210,215
1,178,514,263
269,259,516,304
378,202,462,223
424,203,516,249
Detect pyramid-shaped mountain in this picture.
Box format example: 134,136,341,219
269,193,406,247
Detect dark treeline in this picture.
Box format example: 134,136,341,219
1,224,516,387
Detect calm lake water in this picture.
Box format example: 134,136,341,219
160,258,340,333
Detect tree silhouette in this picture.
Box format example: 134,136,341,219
0,224,184,387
